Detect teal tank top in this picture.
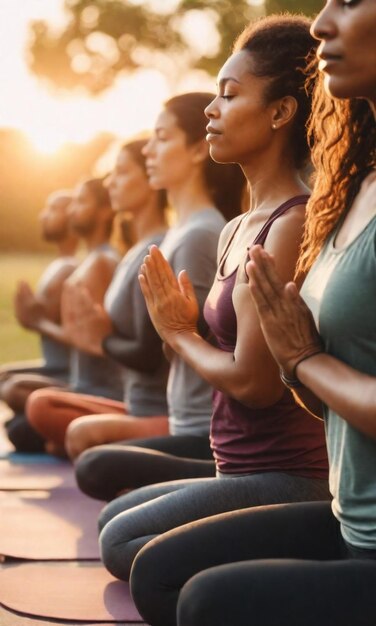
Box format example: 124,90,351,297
301,215,376,549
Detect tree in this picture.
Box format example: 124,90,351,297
28,0,322,94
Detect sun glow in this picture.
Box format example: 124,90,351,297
0,1,168,155
0,0,218,158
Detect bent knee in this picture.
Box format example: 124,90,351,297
74,447,110,499
99,514,137,581
65,417,96,460
26,389,55,428
1,377,19,406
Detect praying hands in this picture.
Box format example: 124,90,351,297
246,245,323,380
138,245,199,345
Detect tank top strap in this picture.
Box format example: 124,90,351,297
252,194,310,247
218,212,248,269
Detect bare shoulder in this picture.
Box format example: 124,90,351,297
37,257,78,299
265,203,306,249
72,248,119,301
263,203,307,282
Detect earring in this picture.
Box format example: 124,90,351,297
272,123,277,130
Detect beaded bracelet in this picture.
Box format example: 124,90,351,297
279,369,303,388
280,350,324,389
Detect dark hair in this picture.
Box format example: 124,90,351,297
296,68,376,274
164,92,246,221
120,138,167,213
82,177,113,238
234,14,318,170
84,177,111,208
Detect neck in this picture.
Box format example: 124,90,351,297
131,198,167,241
57,235,78,257
84,226,111,251
242,152,309,213
168,173,213,225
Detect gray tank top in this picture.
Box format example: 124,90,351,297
69,243,124,399
36,256,76,374
104,232,169,415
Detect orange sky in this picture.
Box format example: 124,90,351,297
0,0,222,154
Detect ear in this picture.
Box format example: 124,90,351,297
190,138,210,165
270,96,298,130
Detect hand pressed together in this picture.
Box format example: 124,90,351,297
246,245,323,379
14,281,44,329
138,245,199,344
61,282,112,355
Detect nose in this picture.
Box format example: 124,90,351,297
204,95,219,119
142,138,154,157
104,171,114,189
311,1,335,42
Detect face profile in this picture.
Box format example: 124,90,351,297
107,147,151,215
311,0,376,101
39,194,72,243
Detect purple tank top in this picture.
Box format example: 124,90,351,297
204,196,328,477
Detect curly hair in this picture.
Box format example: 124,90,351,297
296,66,376,275
234,14,318,170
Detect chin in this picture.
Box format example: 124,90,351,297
149,179,164,191
324,74,365,101
209,148,230,165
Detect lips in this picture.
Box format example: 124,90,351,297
206,125,221,141
146,165,156,176
317,47,342,70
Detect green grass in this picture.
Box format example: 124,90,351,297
0,253,54,365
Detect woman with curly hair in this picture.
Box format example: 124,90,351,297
134,1,376,625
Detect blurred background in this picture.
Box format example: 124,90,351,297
0,0,321,364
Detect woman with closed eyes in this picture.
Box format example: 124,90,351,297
98,16,330,614
129,2,376,625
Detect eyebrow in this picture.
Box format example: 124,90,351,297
217,77,241,87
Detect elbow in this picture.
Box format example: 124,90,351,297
229,377,285,409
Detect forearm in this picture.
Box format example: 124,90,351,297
169,331,281,407
296,353,376,438
103,335,163,373
34,318,71,347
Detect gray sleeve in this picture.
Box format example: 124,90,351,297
171,228,220,337
103,274,165,374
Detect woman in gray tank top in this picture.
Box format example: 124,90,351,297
73,93,246,496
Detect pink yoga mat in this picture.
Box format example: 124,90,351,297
0,604,144,626
0,457,76,490
0,488,105,560
0,562,144,622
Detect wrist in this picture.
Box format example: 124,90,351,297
167,327,198,351
280,349,324,389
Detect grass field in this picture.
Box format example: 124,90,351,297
0,253,54,365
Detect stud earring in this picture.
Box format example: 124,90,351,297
272,123,277,129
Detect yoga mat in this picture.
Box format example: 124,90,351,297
0,562,144,623
0,604,143,625
0,454,76,490
0,488,105,560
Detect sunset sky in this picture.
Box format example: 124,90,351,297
0,0,223,154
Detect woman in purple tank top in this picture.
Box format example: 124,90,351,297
98,16,331,603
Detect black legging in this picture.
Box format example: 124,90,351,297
5,412,46,452
130,501,376,626
74,434,215,500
